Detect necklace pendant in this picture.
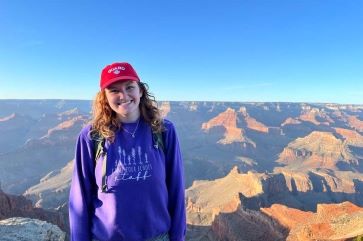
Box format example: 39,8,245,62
132,134,135,138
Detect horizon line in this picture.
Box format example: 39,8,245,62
0,98,362,106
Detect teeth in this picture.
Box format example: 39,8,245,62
118,100,132,105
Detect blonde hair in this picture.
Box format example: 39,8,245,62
91,82,164,142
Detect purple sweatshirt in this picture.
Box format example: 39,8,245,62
69,119,186,241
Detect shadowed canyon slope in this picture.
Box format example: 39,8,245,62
1,100,363,240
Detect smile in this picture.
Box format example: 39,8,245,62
117,100,132,106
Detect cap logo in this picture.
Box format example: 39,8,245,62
108,66,126,74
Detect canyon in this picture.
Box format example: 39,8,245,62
1,100,363,240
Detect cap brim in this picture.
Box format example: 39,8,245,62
101,76,140,90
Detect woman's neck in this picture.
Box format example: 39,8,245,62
118,111,141,123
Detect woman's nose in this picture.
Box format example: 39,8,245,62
118,89,128,99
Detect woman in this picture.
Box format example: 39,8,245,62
69,62,186,241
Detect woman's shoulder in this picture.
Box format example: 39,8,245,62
162,119,179,137
162,118,175,130
78,123,93,140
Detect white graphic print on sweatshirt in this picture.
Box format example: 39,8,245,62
112,145,152,182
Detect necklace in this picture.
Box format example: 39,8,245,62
121,118,140,138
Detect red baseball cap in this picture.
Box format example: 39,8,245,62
100,62,140,90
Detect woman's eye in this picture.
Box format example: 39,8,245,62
126,86,135,90
110,89,119,93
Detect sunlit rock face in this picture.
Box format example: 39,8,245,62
202,108,247,144
276,131,358,170
262,202,363,241
347,115,363,132
335,127,363,147
239,106,269,133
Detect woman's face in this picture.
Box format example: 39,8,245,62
105,80,143,123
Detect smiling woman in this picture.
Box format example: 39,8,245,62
68,62,186,241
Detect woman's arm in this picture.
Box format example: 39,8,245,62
164,120,186,241
69,126,95,241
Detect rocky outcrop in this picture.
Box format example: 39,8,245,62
299,107,334,125
202,108,244,144
188,165,363,221
282,106,335,126
347,115,363,132
239,107,269,133
210,207,287,241
277,168,359,195
0,217,65,241
281,117,302,126
187,166,267,225
186,167,288,241
277,131,358,170
202,108,254,145
261,203,314,230
335,128,363,147
262,202,363,241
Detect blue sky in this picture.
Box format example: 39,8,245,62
0,0,362,104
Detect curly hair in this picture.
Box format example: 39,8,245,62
91,82,164,142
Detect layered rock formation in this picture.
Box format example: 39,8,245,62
262,202,363,241
277,131,358,170
202,108,246,144
24,160,73,210
299,107,334,125
239,107,269,133
187,167,264,225
335,128,363,147
347,115,363,132
209,207,286,241
0,217,65,241
42,116,85,139
187,166,363,240
281,117,302,126
186,167,289,240
201,107,258,147
282,105,335,126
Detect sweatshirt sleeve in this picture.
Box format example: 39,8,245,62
164,120,186,241
69,125,95,241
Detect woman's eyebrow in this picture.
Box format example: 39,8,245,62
107,86,119,91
